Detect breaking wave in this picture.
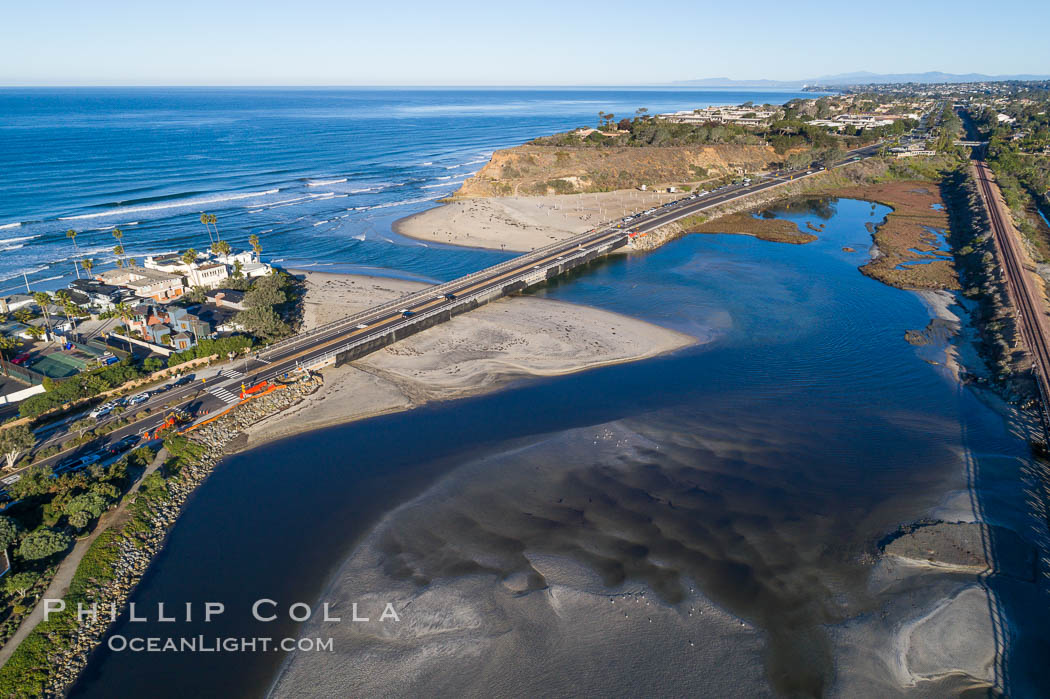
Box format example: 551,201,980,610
58,189,280,221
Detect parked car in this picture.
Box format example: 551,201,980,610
89,404,113,419
57,453,101,473
106,435,141,456
11,352,30,365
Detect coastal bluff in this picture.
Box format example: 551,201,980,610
452,144,784,198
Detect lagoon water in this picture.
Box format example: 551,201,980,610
68,197,1050,696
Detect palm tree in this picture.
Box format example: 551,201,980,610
14,308,32,325
212,240,231,261
81,258,94,277
66,229,82,279
54,290,78,336
25,326,44,342
113,302,132,334
249,233,262,261
111,228,124,267
200,213,215,247
182,248,198,266
208,214,220,243
127,257,137,268
0,335,17,376
32,292,54,342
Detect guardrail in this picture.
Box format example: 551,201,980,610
262,234,628,378
262,228,613,358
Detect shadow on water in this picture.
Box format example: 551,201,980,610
963,401,1050,696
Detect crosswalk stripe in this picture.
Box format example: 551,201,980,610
208,387,240,404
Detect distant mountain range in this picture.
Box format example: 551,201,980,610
674,72,1050,88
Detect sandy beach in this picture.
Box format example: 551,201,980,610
393,190,681,251
242,271,697,450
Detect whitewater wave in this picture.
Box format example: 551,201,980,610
307,178,348,186
421,161,433,166
58,189,280,221
91,221,141,231
0,235,39,245
421,183,455,189
0,244,24,252
35,275,65,284
0,265,48,282
0,222,22,230
259,192,336,209
444,158,489,170
352,195,441,212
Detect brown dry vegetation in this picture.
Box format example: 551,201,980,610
831,181,958,290
453,144,784,198
686,213,818,245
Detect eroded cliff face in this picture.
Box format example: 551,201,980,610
453,144,786,198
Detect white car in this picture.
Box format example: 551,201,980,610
89,404,112,419
127,393,150,406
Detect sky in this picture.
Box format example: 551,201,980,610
2,0,1048,86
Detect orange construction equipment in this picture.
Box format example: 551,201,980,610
239,380,272,399
150,409,190,440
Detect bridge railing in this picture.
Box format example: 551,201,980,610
261,226,612,358
260,235,626,378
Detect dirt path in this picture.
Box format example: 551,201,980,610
0,447,168,666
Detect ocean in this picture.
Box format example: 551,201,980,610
0,86,816,292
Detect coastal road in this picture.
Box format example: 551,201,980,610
974,160,1050,426
12,142,883,479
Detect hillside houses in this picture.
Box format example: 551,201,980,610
658,105,779,127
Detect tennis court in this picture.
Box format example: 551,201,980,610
31,352,90,378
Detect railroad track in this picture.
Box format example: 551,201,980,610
975,161,1050,429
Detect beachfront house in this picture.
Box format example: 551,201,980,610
127,303,210,349
68,279,130,311
143,249,273,289
97,268,185,303
0,294,35,314
187,263,229,289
